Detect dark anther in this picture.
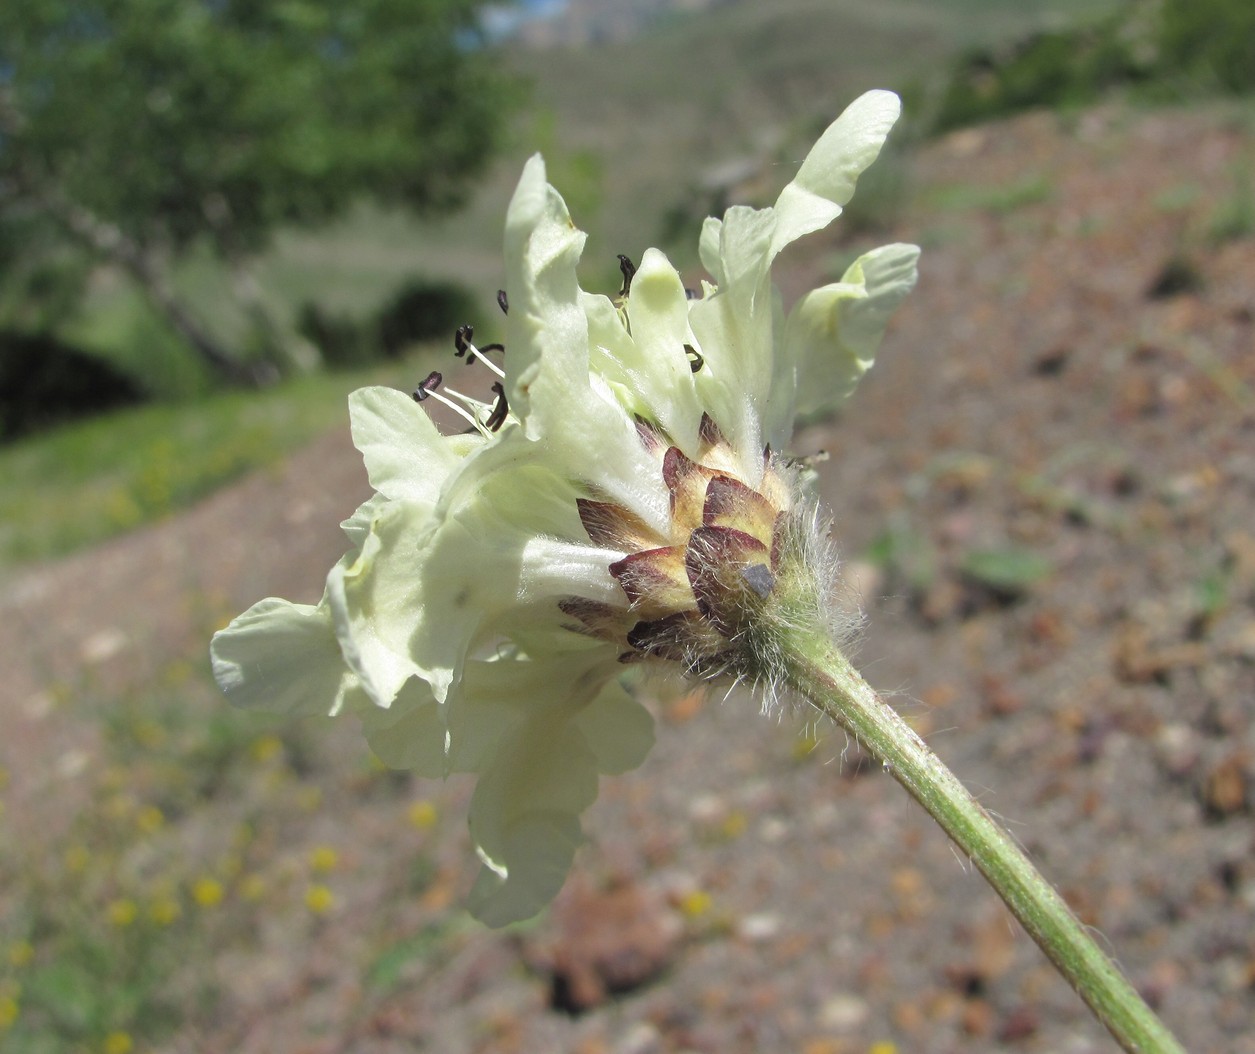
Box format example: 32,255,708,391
486,382,509,431
497,289,509,315
684,344,704,374
617,254,637,298
684,287,697,300
412,371,443,402
454,324,504,364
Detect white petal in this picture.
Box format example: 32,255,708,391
687,294,765,482
357,678,446,777
446,639,620,770
332,449,609,709
707,204,777,303
688,91,904,466
466,716,598,926
502,163,669,531
574,680,655,775
502,154,591,438
453,645,652,925
698,215,725,285
769,90,902,260
783,242,920,425
349,385,461,503
584,291,649,414
519,537,623,606
623,248,706,455
210,595,362,717
327,503,436,707
341,492,386,547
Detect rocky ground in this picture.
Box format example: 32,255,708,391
2,101,1253,1053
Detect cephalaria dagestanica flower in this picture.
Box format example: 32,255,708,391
211,90,919,926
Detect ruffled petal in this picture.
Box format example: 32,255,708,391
503,157,670,533
466,715,599,926
341,492,386,547
622,248,706,456
768,90,902,260
442,632,620,762
348,385,462,504
780,242,920,431
356,677,446,777
327,501,440,707
574,679,655,774
688,91,906,467
502,154,592,441
210,593,364,718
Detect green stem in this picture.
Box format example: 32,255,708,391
780,628,1186,1054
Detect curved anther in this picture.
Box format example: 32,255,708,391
486,382,509,432
617,254,637,298
497,289,509,315
684,344,704,374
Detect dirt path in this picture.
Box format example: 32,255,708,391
0,426,369,836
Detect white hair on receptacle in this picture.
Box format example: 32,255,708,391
674,455,865,718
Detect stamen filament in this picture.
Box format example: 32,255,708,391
454,324,507,379
413,372,487,432
467,342,506,379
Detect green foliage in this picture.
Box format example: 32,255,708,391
0,331,147,441
0,0,515,385
932,0,1255,132
959,547,1054,597
298,275,479,369
0,0,512,252
933,16,1147,131
0,360,409,571
1158,0,1255,94
1206,160,1255,244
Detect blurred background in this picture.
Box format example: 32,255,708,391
1,1,1253,1051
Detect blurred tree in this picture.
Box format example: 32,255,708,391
0,0,515,385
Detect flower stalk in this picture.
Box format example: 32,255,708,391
780,627,1186,1054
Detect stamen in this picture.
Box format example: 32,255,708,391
485,382,509,432
412,371,443,401
684,344,704,374
618,254,636,298
497,289,509,315
453,325,506,379
411,371,483,431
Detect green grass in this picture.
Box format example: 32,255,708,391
926,173,1056,214
0,355,423,575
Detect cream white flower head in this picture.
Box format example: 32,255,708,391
211,90,919,926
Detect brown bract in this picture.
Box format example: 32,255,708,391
559,414,796,674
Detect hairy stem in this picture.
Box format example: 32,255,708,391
780,628,1186,1054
